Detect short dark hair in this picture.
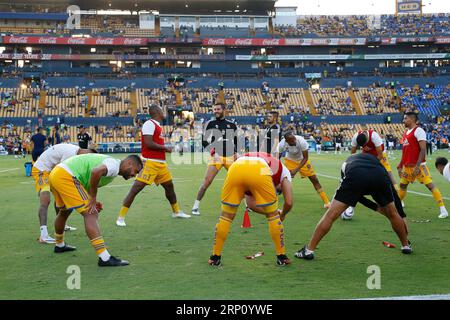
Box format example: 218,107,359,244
125,154,143,169
269,111,279,117
213,102,225,109
356,132,368,147
435,157,448,168
404,111,418,121
149,104,162,117
283,130,295,139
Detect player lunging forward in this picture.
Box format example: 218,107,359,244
277,131,331,208
192,102,237,216
295,153,411,260
117,105,190,227
49,153,142,266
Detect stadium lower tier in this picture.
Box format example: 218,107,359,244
1,123,413,150
2,85,448,118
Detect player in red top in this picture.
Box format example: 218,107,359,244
117,105,190,227
343,127,400,220
397,112,447,219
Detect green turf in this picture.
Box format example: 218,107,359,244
1,151,450,300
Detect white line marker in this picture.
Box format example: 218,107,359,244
0,168,19,173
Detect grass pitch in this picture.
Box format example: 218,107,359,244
1,151,450,300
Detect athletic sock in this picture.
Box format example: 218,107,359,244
55,233,65,248
317,188,330,205
90,236,111,261
171,202,180,213
305,245,314,255
118,206,129,219
212,216,232,256
193,200,200,210
267,215,285,255
431,188,445,207
398,188,407,200
40,226,48,238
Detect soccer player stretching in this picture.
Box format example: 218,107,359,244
49,153,142,266
397,112,448,219
277,131,331,208
32,144,96,243
295,153,411,260
117,105,190,227
208,152,291,267
343,128,401,219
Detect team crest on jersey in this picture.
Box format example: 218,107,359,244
403,138,409,146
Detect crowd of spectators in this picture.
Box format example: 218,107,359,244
276,14,450,37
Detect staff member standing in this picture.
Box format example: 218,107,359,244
77,125,92,149
262,111,281,155
30,127,47,162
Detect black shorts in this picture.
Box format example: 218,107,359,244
334,166,394,208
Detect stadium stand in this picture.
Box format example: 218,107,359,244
275,14,450,37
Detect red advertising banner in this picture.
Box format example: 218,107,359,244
201,38,368,46
1,36,202,46
1,35,444,47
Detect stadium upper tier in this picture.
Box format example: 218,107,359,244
276,14,450,37
1,84,448,118
0,12,449,37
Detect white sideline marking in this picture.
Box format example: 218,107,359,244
0,168,19,173
356,294,450,300
316,173,450,201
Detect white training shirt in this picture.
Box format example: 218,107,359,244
277,135,309,162
141,119,160,136
33,143,80,172
279,164,292,186
406,126,427,141
443,163,450,182
351,131,383,148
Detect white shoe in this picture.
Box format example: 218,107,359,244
64,225,77,231
401,201,405,208
191,208,201,216
38,235,56,244
172,211,191,219
341,207,354,220
439,207,448,219
116,218,127,227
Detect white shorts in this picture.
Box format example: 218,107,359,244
335,143,342,148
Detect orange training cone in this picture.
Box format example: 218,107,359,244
241,208,252,228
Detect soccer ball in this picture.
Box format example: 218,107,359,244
341,207,354,220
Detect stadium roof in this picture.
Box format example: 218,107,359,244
0,0,276,15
